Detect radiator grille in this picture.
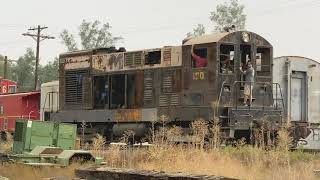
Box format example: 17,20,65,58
124,53,134,66
134,52,142,65
159,94,180,106
170,93,180,106
163,48,171,65
65,70,87,105
159,95,169,107
162,71,173,93
125,52,142,66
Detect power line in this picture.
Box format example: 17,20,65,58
22,25,55,90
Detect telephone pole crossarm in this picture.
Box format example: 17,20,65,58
22,25,55,90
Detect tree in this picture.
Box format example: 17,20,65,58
187,24,206,37
11,48,36,92
60,20,123,51
210,0,246,32
38,57,59,84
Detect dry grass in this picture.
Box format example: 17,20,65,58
0,132,13,153
0,123,319,180
87,124,320,180
0,163,83,180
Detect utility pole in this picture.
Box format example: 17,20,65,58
22,25,55,90
2,56,17,79
3,56,7,79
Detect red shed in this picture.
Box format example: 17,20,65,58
0,91,40,132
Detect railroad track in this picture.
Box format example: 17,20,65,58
75,167,240,180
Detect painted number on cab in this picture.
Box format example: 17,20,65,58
193,71,205,80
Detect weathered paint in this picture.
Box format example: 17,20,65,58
92,53,124,72
64,55,91,70
91,46,182,73
51,108,157,123
273,56,320,124
114,109,142,122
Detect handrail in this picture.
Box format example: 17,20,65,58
232,81,272,108
216,81,227,119
231,81,285,111
272,83,285,110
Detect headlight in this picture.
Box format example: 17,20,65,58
242,32,250,43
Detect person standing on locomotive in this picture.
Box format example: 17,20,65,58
191,45,207,68
240,61,255,106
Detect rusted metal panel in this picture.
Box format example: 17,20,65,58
92,53,124,72
135,71,144,108
168,46,182,67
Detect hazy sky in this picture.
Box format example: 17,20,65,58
0,0,319,64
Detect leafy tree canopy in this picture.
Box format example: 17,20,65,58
11,48,36,92
60,20,123,51
38,57,59,84
187,24,206,37
210,0,246,32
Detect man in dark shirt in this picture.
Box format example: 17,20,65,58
191,45,207,68
240,62,255,106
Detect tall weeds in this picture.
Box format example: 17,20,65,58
90,118,319,180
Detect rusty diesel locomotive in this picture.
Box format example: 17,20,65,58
51,31,285,142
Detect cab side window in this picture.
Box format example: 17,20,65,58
191,47,208,68
219,44,235,74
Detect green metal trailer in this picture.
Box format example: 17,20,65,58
2,119,104,166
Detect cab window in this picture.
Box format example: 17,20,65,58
256,47,271,76
191,48,208,68
219,44,235,74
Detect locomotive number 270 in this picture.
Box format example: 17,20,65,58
193,71,205,80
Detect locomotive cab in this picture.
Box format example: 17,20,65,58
184,31,283,141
